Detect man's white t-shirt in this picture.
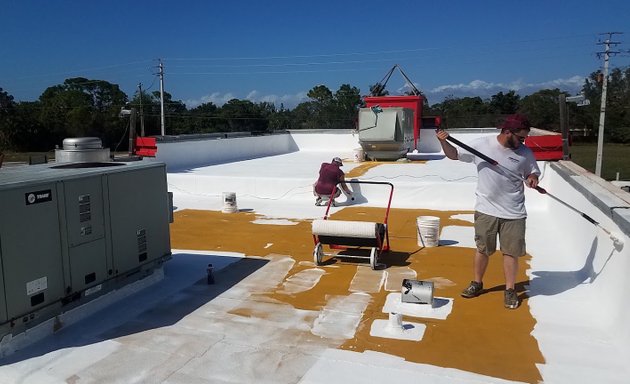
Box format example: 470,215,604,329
458,135,541,219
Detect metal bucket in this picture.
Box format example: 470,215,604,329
401,279,434,306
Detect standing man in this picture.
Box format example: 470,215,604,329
436,114,540,309
313,157,353,206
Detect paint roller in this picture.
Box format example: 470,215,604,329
443,134,624,248
341,187,355,201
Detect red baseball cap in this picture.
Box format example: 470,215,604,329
500,114,530,130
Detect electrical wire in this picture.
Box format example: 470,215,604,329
113,120,129,153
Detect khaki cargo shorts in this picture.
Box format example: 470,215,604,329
474,211,526,257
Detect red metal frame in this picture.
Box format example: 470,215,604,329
364,96,423,150
134,137,158,157
524,135,565,161
313,180,394,252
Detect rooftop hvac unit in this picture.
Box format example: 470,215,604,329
0,160,172,339
357,107,414,160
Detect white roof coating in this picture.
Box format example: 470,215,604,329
1,129,629,383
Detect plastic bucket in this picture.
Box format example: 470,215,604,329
222,192,238,213
417,216,440,247
353,147,365,162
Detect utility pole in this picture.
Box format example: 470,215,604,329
128,108,137,156
595,32,622,177
158,59,166,136
559,94,569,160
138,83,145,137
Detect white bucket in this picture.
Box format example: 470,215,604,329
353,147,365,162
222,192,238,213
417,216,440,247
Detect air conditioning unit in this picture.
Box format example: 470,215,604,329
0,160,172,339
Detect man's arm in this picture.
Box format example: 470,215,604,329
339,175,353,196
435,129,459,160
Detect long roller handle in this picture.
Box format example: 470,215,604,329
444,134,601,226
445,135,549,194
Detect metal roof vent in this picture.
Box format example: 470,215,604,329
55,137,111,163
62,137,104,150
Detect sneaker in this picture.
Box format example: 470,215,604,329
504,288,519,309
461,281,483,298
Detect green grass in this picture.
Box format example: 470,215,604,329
569,143,630,181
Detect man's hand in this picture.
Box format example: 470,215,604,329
435,129,449,141
435,129,459,160
525,174,539,188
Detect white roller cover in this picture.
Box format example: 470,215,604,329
312,219,378,238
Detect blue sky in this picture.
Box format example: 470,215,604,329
2,0,629,109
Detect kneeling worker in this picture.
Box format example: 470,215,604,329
313,157,353,206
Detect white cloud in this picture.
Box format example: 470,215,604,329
185,92,236,109
425,75,586,105
185,91,309,109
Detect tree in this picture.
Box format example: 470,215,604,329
291,101,318,129
606,67,630,143
334,84,362,129
146,90,188,136
519,89,566,131
299,84,362,130
304,85,335,129
489,90,520,115
189,102,220,133
307,85,334,104
0,87,16,151
583,67,630,143
431,96,492,127
12,102,48,151
268,103,292,131
219,99,268,132
36,78,128,149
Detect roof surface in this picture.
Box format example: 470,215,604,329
1,130,629,384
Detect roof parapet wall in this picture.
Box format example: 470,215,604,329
551,161,630,235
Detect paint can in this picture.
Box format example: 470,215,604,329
222,192,238,213
416,216,440,247
401,279,434,306
207,263,215,284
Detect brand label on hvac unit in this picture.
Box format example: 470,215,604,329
26,276,48,295
25,189,53,205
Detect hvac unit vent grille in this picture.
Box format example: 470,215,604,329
137,228,148,262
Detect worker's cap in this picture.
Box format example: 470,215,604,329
500,114,530,131
332,157,343,166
